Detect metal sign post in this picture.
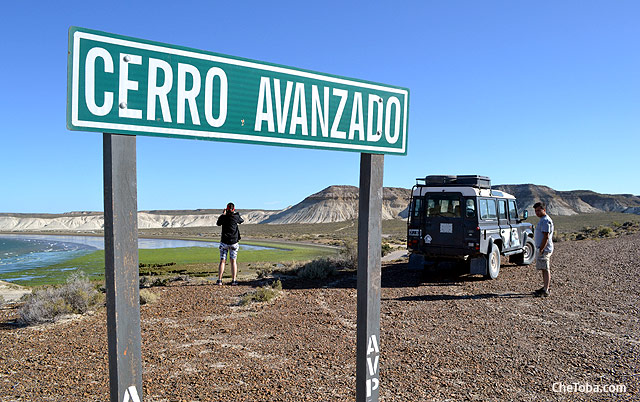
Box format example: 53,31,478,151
356,153,384,402
103,133,143,402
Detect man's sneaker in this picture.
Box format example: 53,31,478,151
216,279,223,286
534,287,550,297
231,280,239,286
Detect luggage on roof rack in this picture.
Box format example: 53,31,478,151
417,175,491,189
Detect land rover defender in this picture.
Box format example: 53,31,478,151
407,175,535,279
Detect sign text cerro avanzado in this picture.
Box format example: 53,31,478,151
68,27,409,154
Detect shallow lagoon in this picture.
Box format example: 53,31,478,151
0,234,269,277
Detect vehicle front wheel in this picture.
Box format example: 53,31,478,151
485,243,501,279
512,237,535,265
521,237,536,265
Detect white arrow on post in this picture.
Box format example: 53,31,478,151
122,385,141,402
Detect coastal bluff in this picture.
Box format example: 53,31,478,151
0,186,411,232
1,184,638,232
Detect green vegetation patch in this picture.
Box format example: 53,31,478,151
1,241,336,287
556,220,639,241
550,212,640,233
140,219,409,246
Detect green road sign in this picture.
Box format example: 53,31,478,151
67,27,409,155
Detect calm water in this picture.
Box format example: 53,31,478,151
0,234,268,276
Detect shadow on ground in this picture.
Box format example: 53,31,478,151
259,259,524,292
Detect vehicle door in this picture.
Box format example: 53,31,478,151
497,199,515,251
407,194,425,250
478,198,499,251
508,199,524,249
423,192,465,249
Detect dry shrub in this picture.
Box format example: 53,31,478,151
18,272,102,325
381,242,393,257
252,262,276,279
296,258,336,280
598,227,613,237
139,289,159,305
139,275,170,288
240,280,282,306
255,262,298,279
339,240,358,269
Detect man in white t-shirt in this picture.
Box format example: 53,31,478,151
533,201,554,297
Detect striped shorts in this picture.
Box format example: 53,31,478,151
219,242,239,260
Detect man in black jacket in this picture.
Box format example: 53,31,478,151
216,202,244,285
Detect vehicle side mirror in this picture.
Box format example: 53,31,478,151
522,210,528,220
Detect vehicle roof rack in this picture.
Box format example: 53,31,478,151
417,175,491,189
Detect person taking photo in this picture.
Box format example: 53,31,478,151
216,202,244,285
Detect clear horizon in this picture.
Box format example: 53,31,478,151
2,1,639,213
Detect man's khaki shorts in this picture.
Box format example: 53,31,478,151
536,251,552,271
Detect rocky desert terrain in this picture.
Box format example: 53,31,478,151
1,233,638,401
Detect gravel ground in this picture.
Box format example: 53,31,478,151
1,234,638,401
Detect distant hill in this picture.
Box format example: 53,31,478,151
0,209,279,231
493,184,640,216
0,184,638,231
261,185,410,224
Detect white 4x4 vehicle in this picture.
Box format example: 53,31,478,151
407,175,535,279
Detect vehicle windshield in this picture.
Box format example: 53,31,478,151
426,194,461,217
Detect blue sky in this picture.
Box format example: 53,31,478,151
1,1,638,213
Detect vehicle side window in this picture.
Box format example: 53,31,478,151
479,199,497,220
498,200,507,220
508,200,518,221
465,199,476,218
411,198,422,218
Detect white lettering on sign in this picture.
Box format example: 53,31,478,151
122,385,141,402
70,28,409,154
330,88,348,139
348,92,364,141
311,85,329,137
290,82,308,135
274,79,292,134
177,63,201,125
254,77,397,145
367,95,383,142
204,67,228,128
367,333,380,354
385,96,401,144
85,47,114,116
255,77,275,132
366,334,380,398
83,48,228,127
147,58,173,122
119,53,143,119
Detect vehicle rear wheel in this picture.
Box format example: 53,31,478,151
485,243,500,279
